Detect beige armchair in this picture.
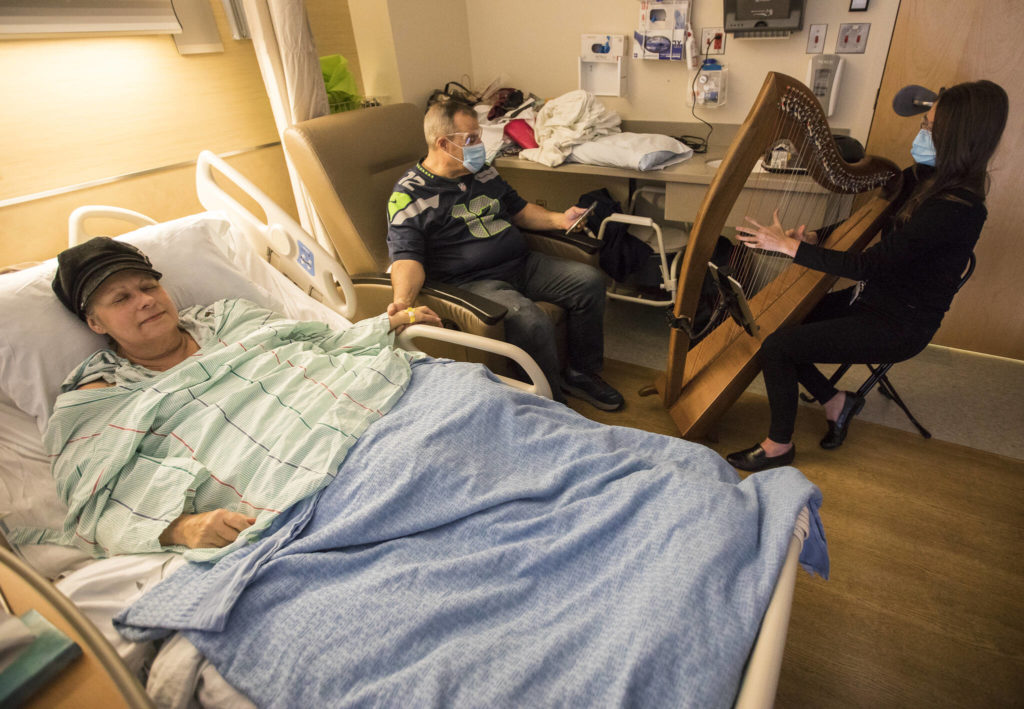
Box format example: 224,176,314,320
282,103,601,370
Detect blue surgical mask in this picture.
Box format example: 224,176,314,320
459,142,487,173
911,128,936,166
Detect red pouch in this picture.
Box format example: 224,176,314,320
503,119,538,149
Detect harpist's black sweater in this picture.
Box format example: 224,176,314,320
794,167,987,330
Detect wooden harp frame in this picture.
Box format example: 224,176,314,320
657,72,902,440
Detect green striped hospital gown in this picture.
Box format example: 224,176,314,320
14,298,420,562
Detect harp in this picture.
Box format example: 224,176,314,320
656,72,902,439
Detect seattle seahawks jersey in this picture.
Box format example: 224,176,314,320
386,163,529,285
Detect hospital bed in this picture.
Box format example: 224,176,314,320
0,151,825,708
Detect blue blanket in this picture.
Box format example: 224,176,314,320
116,359,828,708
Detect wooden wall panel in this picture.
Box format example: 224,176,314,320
0,3,278,204
0,1,365,267
866,0,1024,359
0,147,294,266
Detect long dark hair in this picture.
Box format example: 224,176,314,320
901,79,1008,218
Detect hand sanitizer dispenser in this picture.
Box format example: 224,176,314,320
694,58,727,107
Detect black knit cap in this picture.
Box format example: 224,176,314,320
52,237,162,321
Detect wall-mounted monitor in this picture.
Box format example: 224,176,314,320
724,0,804,39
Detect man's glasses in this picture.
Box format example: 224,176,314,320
446,131,483,147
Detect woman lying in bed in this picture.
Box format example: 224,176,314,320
12,233,830,707
23,235,439,558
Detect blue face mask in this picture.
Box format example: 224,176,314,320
458,142,487,173
911,128,936,166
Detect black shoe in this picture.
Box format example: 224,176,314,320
561,368,625,411
820,391,866,450
726,444,796,472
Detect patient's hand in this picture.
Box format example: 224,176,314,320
159,509,256,549
388,304,441,333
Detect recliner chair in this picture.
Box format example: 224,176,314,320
282,103,600,371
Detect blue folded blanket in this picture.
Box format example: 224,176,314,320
116,359,827,708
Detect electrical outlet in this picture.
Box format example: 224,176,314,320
836,22,869,54
700,27,725,55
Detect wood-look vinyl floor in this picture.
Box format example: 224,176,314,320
566,359,1024,707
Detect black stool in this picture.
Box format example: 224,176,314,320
800,253,976,440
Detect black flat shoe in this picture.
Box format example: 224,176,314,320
820,391,866,450
726,444,796,472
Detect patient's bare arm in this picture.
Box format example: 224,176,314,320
159,509,256,549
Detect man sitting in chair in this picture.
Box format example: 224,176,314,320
385,97,623,411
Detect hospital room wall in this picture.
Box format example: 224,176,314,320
0,2,297,266
463,0,899,147
348,0,472,110
354,1,898,144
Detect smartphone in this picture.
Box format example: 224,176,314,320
565,202,597,235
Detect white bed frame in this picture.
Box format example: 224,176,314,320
50,150,810,708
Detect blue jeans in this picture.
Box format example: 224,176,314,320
460,251,607,393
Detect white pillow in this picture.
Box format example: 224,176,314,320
0,400,67,530
0,398,92,579
0,213,288,432
569,132,694,171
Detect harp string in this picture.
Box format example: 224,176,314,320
683,104,851,375
684,106,790,373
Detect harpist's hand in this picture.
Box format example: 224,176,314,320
786,224,819,245
159,509,257,549
735,209,802,257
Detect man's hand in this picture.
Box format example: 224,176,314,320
388,304,441,333
159,509,256,549
513,202,588,233
387,300,411,317
560,205,591,232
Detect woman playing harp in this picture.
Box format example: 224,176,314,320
726,79,1008,472
658,72,904,444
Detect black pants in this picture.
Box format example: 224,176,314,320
759,288,934,443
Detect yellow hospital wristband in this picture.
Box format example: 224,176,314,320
406,307,415,323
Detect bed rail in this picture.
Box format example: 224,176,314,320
68,206,159,246
195,150,359,320
396,324,552,399
733,505,809,708
0,546,154,708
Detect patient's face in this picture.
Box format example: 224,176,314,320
85,270,180,348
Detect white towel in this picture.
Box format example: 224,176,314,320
520,90,621,167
